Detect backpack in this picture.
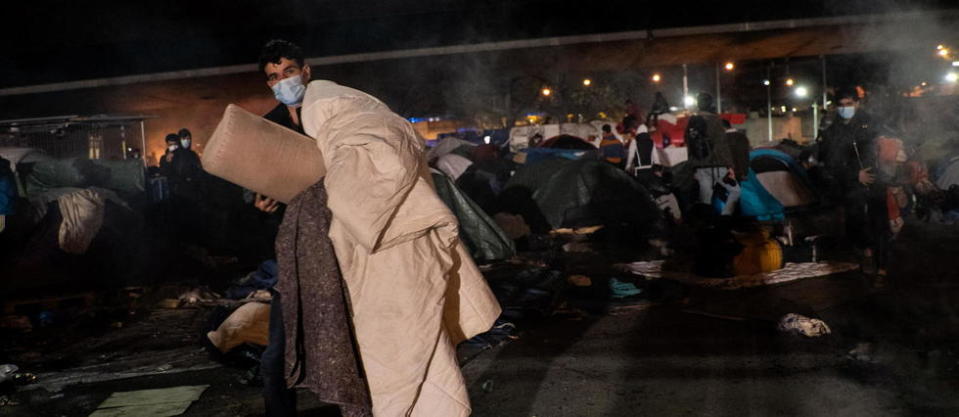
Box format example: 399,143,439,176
685,115,712,160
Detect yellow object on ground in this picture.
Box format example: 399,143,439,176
732,229,783,276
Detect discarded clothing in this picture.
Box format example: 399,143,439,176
206,301,270,352
620,260,859,290
225,260,279,299
777,313,831,337
275,181,372,415
57,188,107,254
301,81,500,416
609,278,643,299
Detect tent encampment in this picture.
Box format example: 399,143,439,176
431,170,516,262
739,149,817,221
501,159,660,233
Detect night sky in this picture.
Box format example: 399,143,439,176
2,0,955,88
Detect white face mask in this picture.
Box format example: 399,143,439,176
838,105,856,120
167,144,178,152
271,75,306,106
180,139,191,149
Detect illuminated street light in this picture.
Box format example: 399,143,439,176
484,136,491,144
946,72,959,83
795,86,809,98
785,78,795,87
939,48,950,58
921,82,928,86
683,95,697,107
724,62,735,71
582,78,592,86
652,73,662,83
938,44,945,50
541,87,552,96
763,79,771,86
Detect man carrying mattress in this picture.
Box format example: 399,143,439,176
246,39,501,416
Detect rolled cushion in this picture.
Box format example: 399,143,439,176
202,104,325,204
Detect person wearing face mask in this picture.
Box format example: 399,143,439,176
254,39,310,417
817,87,883,273
159,133,181,179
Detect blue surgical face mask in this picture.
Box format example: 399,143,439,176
272,75,306,107
838,105,856,120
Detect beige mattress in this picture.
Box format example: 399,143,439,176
201,104,325,203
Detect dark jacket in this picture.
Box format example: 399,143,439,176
686,112,733,168
264,103,305,135
818,112,877,196
725,130,751,181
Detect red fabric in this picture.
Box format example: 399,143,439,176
886,188,900,222
720,113,747,125
650,117,688,147
878,137,902,163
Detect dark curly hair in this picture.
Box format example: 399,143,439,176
258,39,305,73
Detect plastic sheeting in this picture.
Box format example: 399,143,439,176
431,171,515,262
502,159,660,231
23,158,145,196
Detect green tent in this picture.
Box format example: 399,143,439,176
431,171,516,262
502,159,660,232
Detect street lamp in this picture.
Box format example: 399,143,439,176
652,73,662,83
946,72,958,83
582,78,592,86
785,78,795,87
795,86,809,98
683,95,697,107
541,87,552,97
724,62,735,71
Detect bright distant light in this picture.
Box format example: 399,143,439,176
582,78,592,86
781,106,787,113
683,95,697,107
938,44,945,50
953,61,959,67
724,62,735,71
939,49,950,57
921,82,928,86
785,78,795,87
669,106,679,112
652,74,662,83
763,79,771,86
484,135,491,144
946,72,959,83
791,107,798,112
795,86,809,98
541,87,552,96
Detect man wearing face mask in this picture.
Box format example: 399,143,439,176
818,87,881,270
254,39,310,417
249,39,311,215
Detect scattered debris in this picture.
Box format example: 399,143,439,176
567,275,592,287
481,379,494,393
777,313,831,337
177,288,221,306
550,225,604,235
609,278,642,299
562,242,596,253
618,260,859,290
0,315,32,332
89,385,209,417
0,364,18,384
848,342,877,363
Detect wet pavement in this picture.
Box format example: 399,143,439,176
3,224,959,416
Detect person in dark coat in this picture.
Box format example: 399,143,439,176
722,119,751,181
686,92,734,205
817,87,886,272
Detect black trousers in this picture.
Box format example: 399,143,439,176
262,292,297,416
